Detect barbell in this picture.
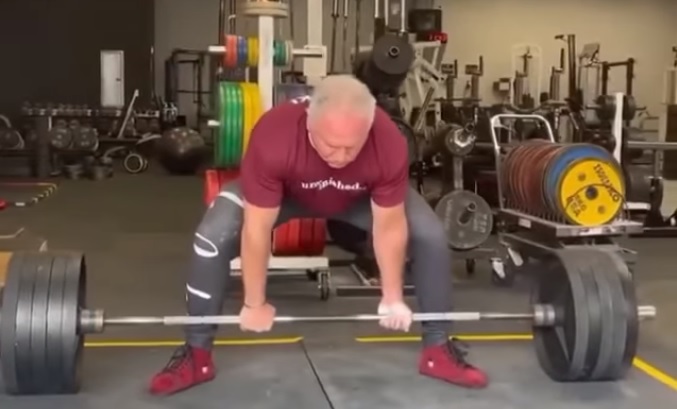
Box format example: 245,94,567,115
0,248,657,395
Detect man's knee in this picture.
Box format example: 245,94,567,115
405,191,447,248
409,213,447,249
193,190,244,259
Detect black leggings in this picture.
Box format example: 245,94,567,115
187,180,452,348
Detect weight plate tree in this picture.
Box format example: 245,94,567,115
214,82,262,168
0,249,656,395
221,34,293,68
501,141,625,226
208,81,326,257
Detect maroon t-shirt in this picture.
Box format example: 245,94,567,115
240,99,409,217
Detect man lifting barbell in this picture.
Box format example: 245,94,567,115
148,75,488,395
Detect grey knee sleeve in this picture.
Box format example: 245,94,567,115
185,187,244,348
406,192,453,346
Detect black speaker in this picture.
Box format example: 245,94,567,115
407,9,442,33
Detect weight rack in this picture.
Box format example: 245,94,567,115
488,113,644,284
201,0,332,299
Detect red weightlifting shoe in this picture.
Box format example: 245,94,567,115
419,338,488,388
149,345,215,395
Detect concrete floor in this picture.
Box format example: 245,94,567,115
0,168,676,407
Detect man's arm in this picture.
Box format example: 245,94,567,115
371,112,410,302
240,202,278,307
239,121,285,307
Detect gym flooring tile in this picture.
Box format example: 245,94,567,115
0,342,675,408
3,172,677,400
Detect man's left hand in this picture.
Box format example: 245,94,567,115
377,300,413,332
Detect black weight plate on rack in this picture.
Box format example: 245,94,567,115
59,253,86,393
71,126,98,151
13,254,41,394
0,253,25,394
45,255,68,393
371,34,414,76
49,127,72,150
28,254,55,393
531,252,592,381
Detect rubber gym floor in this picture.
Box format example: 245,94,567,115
1,169,676,409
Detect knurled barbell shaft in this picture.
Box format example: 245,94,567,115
103,312,532,326
99,304,656,327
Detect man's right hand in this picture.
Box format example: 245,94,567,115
239,302,276,332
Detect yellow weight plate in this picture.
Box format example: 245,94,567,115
251,37,259,67
557,158,625,226
247,37,256,67
252,83,263,123
241,82,254,157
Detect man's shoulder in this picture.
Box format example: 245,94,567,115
251,101,305,141
360,108,409,177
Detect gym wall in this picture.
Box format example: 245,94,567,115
435,0,677,128
154,0,417,127
0,0,154,118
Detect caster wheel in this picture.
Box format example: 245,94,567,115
490,258,515,287
465,259,476,276
318,272,330,300
306,269,318,281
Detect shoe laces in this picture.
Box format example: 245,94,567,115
163,345,192,373
446,338,472,368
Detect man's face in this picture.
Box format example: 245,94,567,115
307,110,370,169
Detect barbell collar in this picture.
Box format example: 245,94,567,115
95,304,656,329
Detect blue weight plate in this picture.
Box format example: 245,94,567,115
238,36,247,66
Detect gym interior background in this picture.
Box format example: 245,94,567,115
0,0,677,407
156,0,677,127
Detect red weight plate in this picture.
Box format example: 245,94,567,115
225,35,238,67
287,219,302,255
223,35,231,67
217,169,239,189
203,169,221,206
298,219,314,255
272,222,291,256
272,224,283,255
311,218,327,256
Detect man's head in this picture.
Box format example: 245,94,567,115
306,75,376,168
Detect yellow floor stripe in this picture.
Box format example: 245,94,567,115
82,333,677,391
355,334,534,342
633,357,677,391
355,333,677,391
84,337,302,348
